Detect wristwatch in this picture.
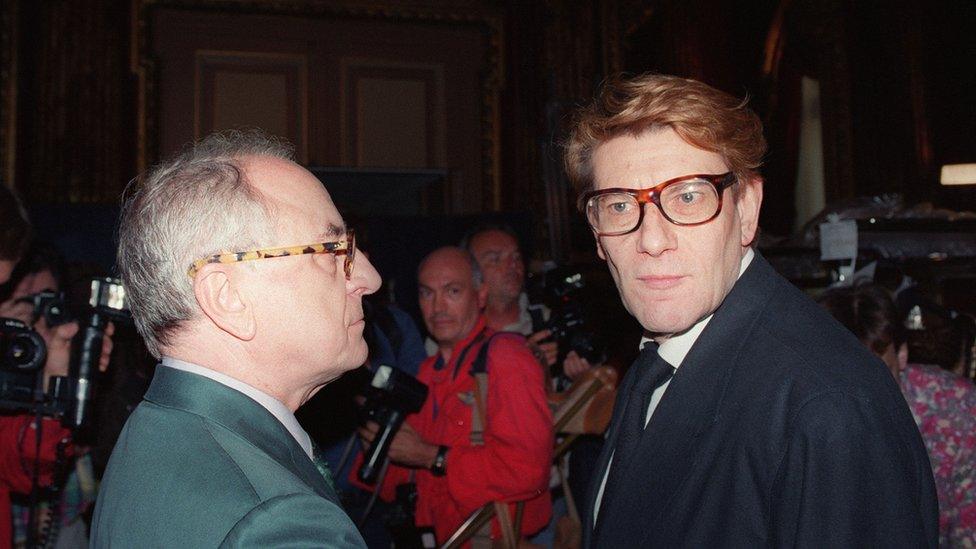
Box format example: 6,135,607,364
430,445,449,477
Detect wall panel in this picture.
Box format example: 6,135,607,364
339,59,445,170
145,3,498,213
195,50,308,161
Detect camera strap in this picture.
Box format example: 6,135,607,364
447,327,488,380
466,331,520,446
466,332,525,548
467,332,503,447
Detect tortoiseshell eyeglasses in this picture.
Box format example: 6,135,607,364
579,172,736,236
187,230,356,279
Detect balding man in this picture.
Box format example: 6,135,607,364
91,131,380,547
359,247,552,544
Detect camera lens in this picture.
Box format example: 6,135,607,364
4,332,45,371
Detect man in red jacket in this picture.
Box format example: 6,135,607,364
359,246,552,544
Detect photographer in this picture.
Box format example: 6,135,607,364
465,226,610,546
463,225,596,381
1,187,112,548
357,247,552,545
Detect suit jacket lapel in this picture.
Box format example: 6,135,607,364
591,253,777,543
143,366,340,505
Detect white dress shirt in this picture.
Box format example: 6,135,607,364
593,248,755,522
161,356,315,459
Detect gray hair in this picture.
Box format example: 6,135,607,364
117,130,294,357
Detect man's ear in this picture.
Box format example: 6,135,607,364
736,176,764,247
193,266,256,341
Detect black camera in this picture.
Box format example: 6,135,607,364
537,267,607,367
386,482,436,549
357,365,428,485
0,278,129,426
0,318,49,405
22,290,72,327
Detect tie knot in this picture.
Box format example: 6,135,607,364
631,344,674,396
640,340,659,355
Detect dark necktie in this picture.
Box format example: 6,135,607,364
597,342,674,523
311,441,338,494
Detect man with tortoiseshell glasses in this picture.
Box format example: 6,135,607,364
92,131,378,548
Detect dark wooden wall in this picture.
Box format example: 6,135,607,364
149,6,492,213
9,0,135,204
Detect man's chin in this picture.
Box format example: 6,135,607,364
634,311,700,337
339,340,370,371
429,330,452,343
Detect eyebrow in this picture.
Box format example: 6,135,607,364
315,223,345,240
418,281,464,292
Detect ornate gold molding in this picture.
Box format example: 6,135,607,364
131,0,505,210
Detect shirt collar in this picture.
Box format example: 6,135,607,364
160,356,314,459
501,293,535,334
435,316,489,364
641,247,755,369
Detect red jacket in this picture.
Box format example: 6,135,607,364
357,318,552,543
0,415,71,549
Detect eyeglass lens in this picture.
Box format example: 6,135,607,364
344,232,356,279
587,178,721,234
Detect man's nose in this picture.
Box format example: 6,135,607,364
348,251,382,295
636,203,678,256
505,254,521,270
431,291,448,313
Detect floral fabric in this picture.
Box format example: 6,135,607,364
900,363,976,548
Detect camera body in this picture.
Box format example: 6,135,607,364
357,365,428,484
536,268,607,367
0,318,50,407
358,366,434,548
546,302,605,365
0,278,129,425
25,290,72,327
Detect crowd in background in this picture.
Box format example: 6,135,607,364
2,137,975,547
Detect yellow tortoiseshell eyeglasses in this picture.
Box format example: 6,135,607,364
187,230,356,280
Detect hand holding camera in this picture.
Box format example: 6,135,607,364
527,329,558,368
358,420,438,469
0,279,125,425
355,365,429,484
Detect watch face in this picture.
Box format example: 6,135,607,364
431,446,448,476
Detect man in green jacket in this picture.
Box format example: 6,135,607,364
91,130,381,547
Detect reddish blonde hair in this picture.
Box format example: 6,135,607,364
564,73,766,196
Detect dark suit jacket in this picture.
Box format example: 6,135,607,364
585,253,938,548
91,366,366,548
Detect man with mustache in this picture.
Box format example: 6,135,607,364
91,131,379,547
566,74,938,547
359,246,552,544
